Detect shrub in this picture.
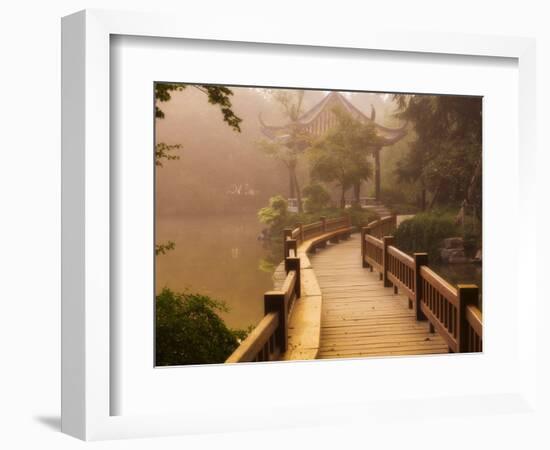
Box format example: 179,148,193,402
302,183,331,213
394,211,459,262
155,288,247,366
346,205,379,228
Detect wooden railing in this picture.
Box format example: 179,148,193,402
289,215,352,246
226,255,300,363
360,217,483,353
366,215,397,239
227,215,353,363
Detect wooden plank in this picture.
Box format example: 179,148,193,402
310,234,448,359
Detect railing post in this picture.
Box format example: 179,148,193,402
382,236,394,288
283,228,292,257
413,253,428,321
361,227,368,267
296,222,304,242
320,216,327,233
366,226,374,272
285,256,301,298
264,291,288,353
286,239,297,258
457,284,479,353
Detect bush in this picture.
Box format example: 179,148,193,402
394,211,459,262
379,187,409,206
155,288,247,366
257,195,288,227
388,203,420,215
346,205,379,228
302,183,331,213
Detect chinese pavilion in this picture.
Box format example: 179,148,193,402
259,91,407,202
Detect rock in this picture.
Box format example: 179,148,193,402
443,237,464,249
449,254,469,264
440,247,465,262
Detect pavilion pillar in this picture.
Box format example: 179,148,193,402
374,147,381,201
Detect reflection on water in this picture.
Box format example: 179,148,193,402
156,214,279,330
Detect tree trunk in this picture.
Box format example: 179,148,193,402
428,182,442,210
420,188,426,211
292,169,303,213
353,182,361,206
340,186,346,209
374,149,381,201
288,162,296,198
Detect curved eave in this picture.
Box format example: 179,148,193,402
259,92,408,146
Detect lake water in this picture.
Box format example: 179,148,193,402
156,214,484,328
156,214,279,330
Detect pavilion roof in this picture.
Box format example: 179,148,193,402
259,91,407,147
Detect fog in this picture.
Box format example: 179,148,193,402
155,86,399,217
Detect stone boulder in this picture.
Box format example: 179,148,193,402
442,237,464,249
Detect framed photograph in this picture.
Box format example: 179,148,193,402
62,9,537,441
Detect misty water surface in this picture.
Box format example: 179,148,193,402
156,213,279,330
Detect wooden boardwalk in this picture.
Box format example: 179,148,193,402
311,234,449,359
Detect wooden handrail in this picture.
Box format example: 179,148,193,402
366,215,397,239
463,305,483,352
225,313,279,363
225,256,300,363
360,224,483,353
386,244,415,304
227,215,355,363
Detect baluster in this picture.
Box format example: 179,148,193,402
413,253,428,321
264,291,288,354
285,255,301,299
361,227,368,268
457,284,479,353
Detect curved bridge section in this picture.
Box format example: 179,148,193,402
226,215,482,364
313,234,448,358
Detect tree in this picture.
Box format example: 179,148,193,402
258,89,310,212
302,183,331,213
155,83,242,131
155,288,247,366
392,95,482,217
155,142,181,167
308,108,378,208
257,195,288,229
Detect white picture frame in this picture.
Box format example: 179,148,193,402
61,9,538,441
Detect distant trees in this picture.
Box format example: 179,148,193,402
258,90,311,213
302,183,331,213
392,95,482,217
308,108,378,208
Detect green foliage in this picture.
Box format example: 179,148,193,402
394,212,459,262
257,194,375,242
155,241,175,256
392,94,482,216
346,205,379,228
302,183,331,213
258,89,311,212
155,288,247,366
155,82,242,132
257,195,288,228
155,143,181,167
379,187,420,215
308,108,379,207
